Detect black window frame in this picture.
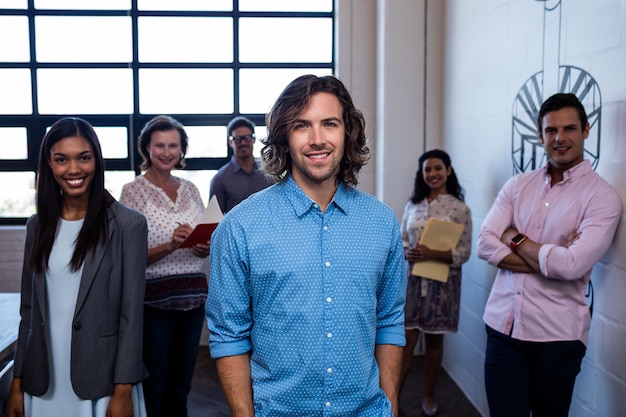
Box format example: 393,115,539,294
0,0,335,225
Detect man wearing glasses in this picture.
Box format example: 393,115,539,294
209,116,272,213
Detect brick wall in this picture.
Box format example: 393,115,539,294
0,227,26,293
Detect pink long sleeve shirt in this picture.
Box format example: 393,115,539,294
477,160,622,345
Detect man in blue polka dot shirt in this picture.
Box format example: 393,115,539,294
207,74,407,416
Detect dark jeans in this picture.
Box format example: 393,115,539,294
484,325,586,417
143,305,205,417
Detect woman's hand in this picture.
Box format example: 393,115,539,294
170,223,194,250
192,241,210,258
106,384,134,417
7,377,25,417
405,244,432,263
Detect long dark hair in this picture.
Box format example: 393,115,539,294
30,117,113,273
410,149,464,204
261,74,370,188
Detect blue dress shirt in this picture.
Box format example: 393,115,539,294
207,176,406,416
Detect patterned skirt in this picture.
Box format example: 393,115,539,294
145,272,207,311
404,263,462,333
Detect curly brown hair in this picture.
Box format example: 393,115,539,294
260,75,370,188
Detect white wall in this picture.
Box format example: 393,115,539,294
0,227,25,292
337,1,626,416
334,0,378,195
440,1,626,416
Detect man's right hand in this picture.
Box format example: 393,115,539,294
216,354,254,417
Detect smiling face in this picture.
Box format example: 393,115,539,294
48,135,96,201
229,125,255,162
539,107,589,174
422,157,451,197
287,92,345,194
146,129,182,174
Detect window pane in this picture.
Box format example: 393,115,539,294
0,172,35,217
187,125,265,158
37,69,133,114
36,16,132,63
0,69,32,115
239,68,332,114
185,126,228,158
138,17,232,63
1,0,27,9
0,128,28,159
253,126,267,159
240,18,332,63
137,0,231,11
95,126,128,159
173,170,216,207
139,69,233,114
105,170,137,201
0,17,30,62
34,0,130,10
239,0,332,12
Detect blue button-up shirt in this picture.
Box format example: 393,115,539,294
207,177,406,416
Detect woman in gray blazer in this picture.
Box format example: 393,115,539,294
7,117,149,417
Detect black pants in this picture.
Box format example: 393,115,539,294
142,305,205,417
484,325,586,417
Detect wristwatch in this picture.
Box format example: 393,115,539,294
509,233,527,252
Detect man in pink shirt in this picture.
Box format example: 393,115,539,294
477,93,622,417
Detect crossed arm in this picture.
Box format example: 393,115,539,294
475,174,618,279
497,229,580,273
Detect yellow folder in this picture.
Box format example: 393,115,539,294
411,217,464,282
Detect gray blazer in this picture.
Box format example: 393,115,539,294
13,201,148,399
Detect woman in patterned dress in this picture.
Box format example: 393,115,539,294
399,149,472,416
119,115,210,417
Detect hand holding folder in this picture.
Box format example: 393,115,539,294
411,218,464,282
178,196,224,249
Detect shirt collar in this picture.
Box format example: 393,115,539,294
281,176,350,217
229,156,260,173
544,159,592,184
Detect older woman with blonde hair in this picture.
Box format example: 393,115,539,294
120,115,210,417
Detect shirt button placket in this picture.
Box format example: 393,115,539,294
322,217,335,408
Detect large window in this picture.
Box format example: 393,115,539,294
0,0,334,224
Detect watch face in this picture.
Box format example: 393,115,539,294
512,234,525,244
510,234,526,252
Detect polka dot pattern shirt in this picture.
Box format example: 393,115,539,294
207,176,406,416
119,175,205,279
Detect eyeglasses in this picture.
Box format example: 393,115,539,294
229,134,255,143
